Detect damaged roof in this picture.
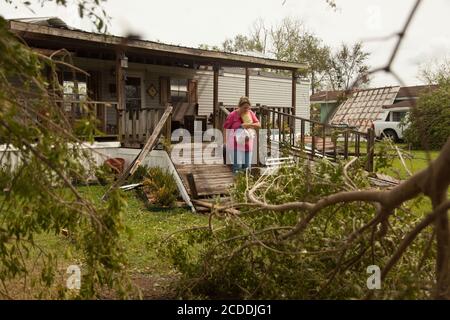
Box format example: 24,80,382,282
310,90,346,103
329,86,400,133
317,83,438,132
311,84,437,103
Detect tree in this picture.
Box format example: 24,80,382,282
326,42,370,91
418,56,450,85
403,79,450,150
270,18,331,93
167,136,450,299
221,17,331,93
222,19,268,54
403,57,450,150
222,34,262,53
198,43,220,51
0,0,132,298
270,17,304,62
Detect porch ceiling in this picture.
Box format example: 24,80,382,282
8,20,306,71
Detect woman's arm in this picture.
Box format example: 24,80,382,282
223,113,234,129
242,111,261,129
242,122,261,129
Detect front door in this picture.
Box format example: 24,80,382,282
124,76,143,142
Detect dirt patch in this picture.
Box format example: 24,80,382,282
132,273,177,299
98,273,178,300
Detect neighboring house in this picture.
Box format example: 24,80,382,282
7,17,310,147
310,90,345,123
311,85,437,132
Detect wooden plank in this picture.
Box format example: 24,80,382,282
191,174,233,181
195,182,233,190
102,106,173,200
116,51,126,142
292,70,297,118
191,199,240,215
245,68,250,97
213,65,219,128
186,173,199,199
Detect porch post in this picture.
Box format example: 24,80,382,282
291,69,297,115
116,51,126,142
245,67,250,97
291,69,297,134
213,65,219,128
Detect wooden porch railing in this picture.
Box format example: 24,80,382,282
259,106,375,171
57,100,173,147
102,105,173,200
219,102,294,119
217,102,374,171
57,99,119,135
120,106,169,145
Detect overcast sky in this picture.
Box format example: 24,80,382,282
2,0,449,88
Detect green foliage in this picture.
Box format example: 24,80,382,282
403,80,450,150
326,42,370,91
0,2,131,299
217,17,369,93
142,167,178,208
130,165,150,184
95,163,116,186
222,34,265,54
165,159,434,299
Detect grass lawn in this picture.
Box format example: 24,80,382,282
11,185,209,299
4,142,446,299
80,185,210,298
373,142,449,221
375,144,441,179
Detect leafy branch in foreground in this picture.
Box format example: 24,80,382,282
166,139,449,299
0,3,133,298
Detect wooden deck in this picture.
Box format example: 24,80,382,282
172,143,234,198
303,136,336,153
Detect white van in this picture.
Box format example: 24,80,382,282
372,106,409,142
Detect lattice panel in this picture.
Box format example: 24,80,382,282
330,86,400,133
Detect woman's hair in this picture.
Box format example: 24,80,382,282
238,96,251,107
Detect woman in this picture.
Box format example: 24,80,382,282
223,96,261,174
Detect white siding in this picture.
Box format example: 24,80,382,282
71,57,311,130
194,70,311,133
194,71,214,116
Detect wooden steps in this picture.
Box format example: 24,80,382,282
172,143,234,199
175,164,234,197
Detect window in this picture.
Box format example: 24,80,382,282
392,111,407,122
63,72,87,100
385,112,391,121
125,77,142,120
170,78,188,103
62,72,88,113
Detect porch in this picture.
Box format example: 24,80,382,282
9,18,375,205
8,19,305,148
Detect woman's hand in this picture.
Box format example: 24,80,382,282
242,122,261,129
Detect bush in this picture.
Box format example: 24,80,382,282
0,165,12,191
130,165,150,183
403,80,450,150
95,163,116,185
142,167,178,207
